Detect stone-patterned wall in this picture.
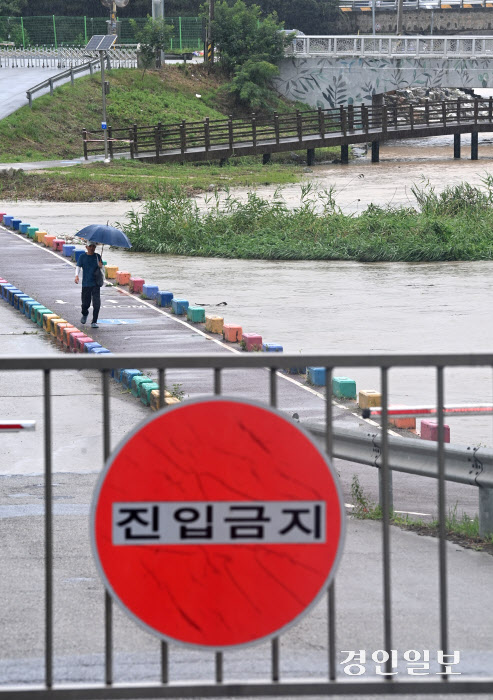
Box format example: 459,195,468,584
274,55,493,107
337,9,493,35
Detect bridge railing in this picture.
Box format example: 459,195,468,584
286,34,493,58
81,98,493,161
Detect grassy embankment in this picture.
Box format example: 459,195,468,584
0,66,339,201
120,179,493,262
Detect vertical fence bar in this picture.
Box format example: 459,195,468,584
269,366,280,681
179,16,183,51
84,16,87,44
325,367,336,681
53,16,57,50
44,370,53,688
102,369,113,686
21,17,25,49
214,367,222,396
437,366,449,677
380,367,393,677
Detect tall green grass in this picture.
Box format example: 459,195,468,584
120,177,493,262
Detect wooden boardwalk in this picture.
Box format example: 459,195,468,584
82,97,493,165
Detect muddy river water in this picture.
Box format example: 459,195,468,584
5,113,493,446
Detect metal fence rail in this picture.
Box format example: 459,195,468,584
1,351,493,697
0,45,137,69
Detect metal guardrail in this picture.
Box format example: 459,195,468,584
286,34,493,57
25,57,102,107
1,351,493,697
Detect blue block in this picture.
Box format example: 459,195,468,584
121,369,142,388
111,367,121,380
63,244,76,257
262,343,283,352
3,216,13,227
142,283,159,300
24,299,40,317
171,298,189,315
12,219,22,231
90,347,111,354
73,249,85,264
285,366,307,375
84,342,102,353
1,284,15,300
7,288,22,305
156,291,173,307
307,367,327,387
18,296,34,312
19,223,30,234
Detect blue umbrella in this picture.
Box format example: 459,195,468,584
75,224,131,250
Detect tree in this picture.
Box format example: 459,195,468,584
130,16,173,74
228,59,280,110
0,0,27,15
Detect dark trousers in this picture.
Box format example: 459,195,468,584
81,285,101,323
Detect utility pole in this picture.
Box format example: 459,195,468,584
152,0,164,20
207,0,215,65
100,49,110,163
396,0,403,34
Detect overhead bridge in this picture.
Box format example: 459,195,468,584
82,97,493,165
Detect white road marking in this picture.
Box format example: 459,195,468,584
345,503,432,517
55,299,68,304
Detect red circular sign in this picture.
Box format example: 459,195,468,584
91,398,345,649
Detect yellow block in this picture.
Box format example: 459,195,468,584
150,390,179,411
441,4,451,7
359,390,381,410
43,314,59,332
105,265,118,279
205,315,224,334
463,3,472,6
341,6,352,10
36,230,47,243
360,6,371,9
50,318,67,337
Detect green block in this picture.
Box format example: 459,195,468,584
27,227,38,239
140,381,159,406
30,304,45,321
131,375,154,398
187,306,206,323
332,376,356,400
37,309,53,327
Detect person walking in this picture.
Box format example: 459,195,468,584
74,242,103,329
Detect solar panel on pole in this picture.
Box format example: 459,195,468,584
85,35,117,51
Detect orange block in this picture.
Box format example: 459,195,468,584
390,417,417,430
56,322,74,340
50,318,67,337
64,326,81,347
222,324,242,342
116,271,131,285
43,234,56,247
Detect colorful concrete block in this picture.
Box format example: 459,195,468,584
7,288,22,305
150,390,179,411
62,244,76,257
19,297,35,314
222,324,242,343
72,249,85,264
43,314,59,332
116,271,131,286
69,332,87,351
111,368,122,380
3,216,13,227
171,299,189,315
121,369,142,388
29,304,46,322
389,415,417,430
13,293,30,310
50,318,67,337
285,366,306,375
19,223,30,234
241,333,262,352
27,227,38,239
205,315,224,334
35,231,47,243
421,420,450,443
24,299,41,317
63,326,81,347
0,283,13,298
36,308,54,327
104,265,118,280
84,342,102,352
142,283,159,300
140,381,160,406
52,239,65,251
307,367,326,386
187,306,206,323
131,375,154,398
333,376,357,399
0,213,6,224
90,347,111,354
262,343,283,352
358,390,381,410
156,291,173,307
43,234,56,247
75,335,94,352
56,323,75,340
129,277,145,294
12,219,22,230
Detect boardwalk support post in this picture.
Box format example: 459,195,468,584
454,133,461,159
129,129,134,159
108,126,114,161
371,140,380,163
204,117,210,153
180,120,186,155
251,114,257,150
471,132,478,161
348,104,354,131
228,115,234,149
274,112,280,144
133,124,138,155
82,129,88,160
341,144,349,164
318,107,325,138
155,122,162,159
262,153,271,165
307,149,315,166
296,110,303,143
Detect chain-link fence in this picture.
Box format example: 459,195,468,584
0,16,204,50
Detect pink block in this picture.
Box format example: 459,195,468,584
420,420,450,443
52,238,65,251
242,332,263,352
76,335,94,352
129,277,145,294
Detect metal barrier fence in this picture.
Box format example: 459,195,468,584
0,16,203,51
0,45,137,69
1,351,493,697
286,34,493,57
